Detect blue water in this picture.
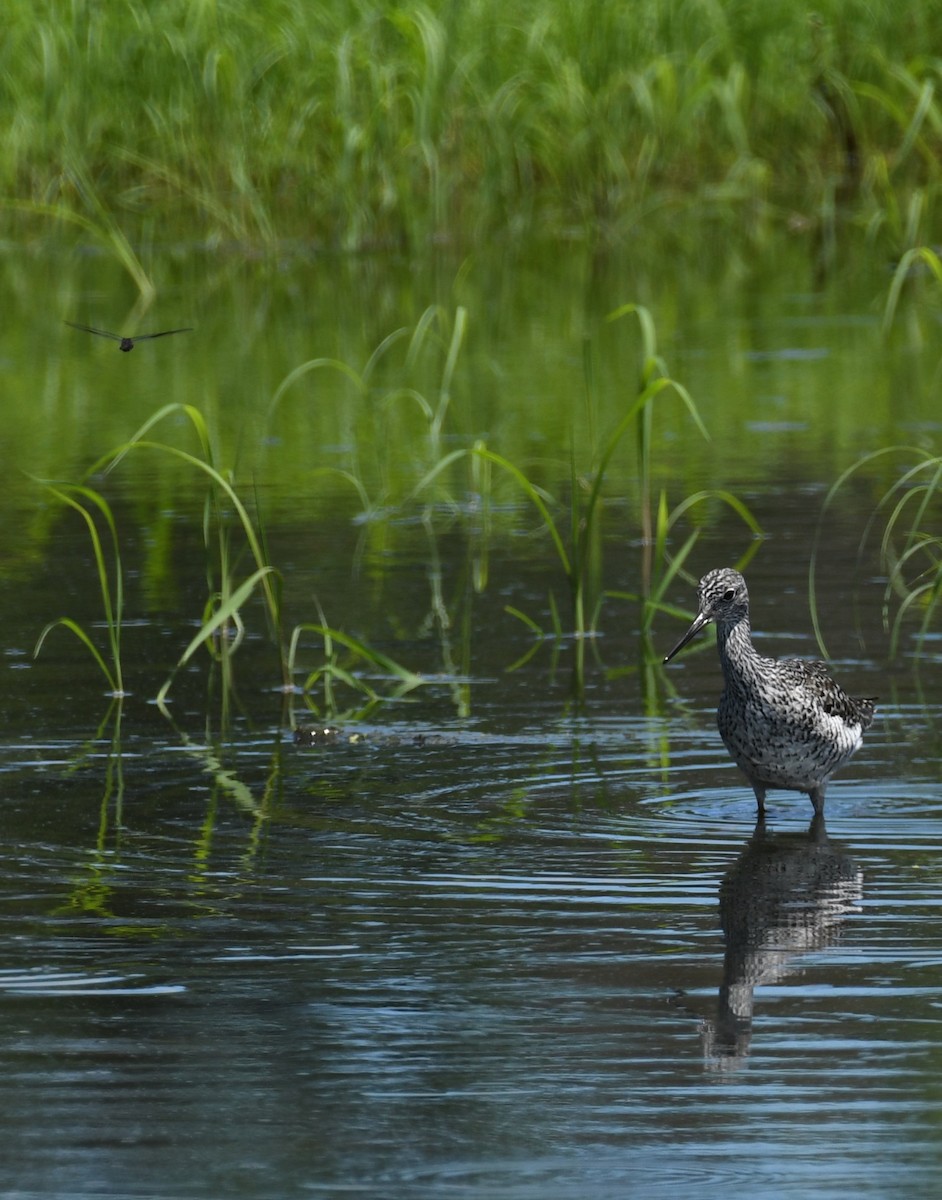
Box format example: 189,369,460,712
1,684,939,1199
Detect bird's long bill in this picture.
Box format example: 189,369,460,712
663,611,711,664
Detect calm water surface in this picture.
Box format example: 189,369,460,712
2,238,942,1198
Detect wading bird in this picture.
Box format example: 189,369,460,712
663,567,875,815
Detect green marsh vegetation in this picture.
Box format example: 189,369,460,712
458,303,761,683
6,1,942,263
20,243,942,730
12,0,942,728
20,271,942,743
263,291,765,700
807,243,942,666
33,481,127,698
31,296,766,724
32,402,424,723
812,442,942,665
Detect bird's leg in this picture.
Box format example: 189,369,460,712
751,782,767,815
808,784,827,815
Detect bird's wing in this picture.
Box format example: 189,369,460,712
778,657,875,726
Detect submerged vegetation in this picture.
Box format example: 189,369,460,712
5,1,942,265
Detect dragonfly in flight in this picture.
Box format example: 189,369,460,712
65,321,194,352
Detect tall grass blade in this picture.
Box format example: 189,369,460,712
470,446,571,576
31,479,125,695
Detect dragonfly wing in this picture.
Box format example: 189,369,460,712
133,327,195,341
64,321,123,342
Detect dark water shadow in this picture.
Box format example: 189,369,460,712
702,811,863,1068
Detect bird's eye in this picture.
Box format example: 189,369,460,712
723,588,735,601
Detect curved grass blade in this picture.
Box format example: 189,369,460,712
108,438,280,627
408,447,470,503
470,445,571,577
31,479,124,695
156,565,277,705
884,246,942,332
289,618,424,720
34,617,120,695
266,357,366,422
295,624,422,686
809,444,927,657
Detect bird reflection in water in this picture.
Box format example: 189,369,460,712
702,812,862,1068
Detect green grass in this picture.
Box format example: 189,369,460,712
30,298,763,719
804,246,942,664
462,302,711,641
37,251,942,731
287,612,425,722
92,403,288,703
7,1,942,264
33,481,126,697
406,301,762,696
812,444,942,662
34,400,429,721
